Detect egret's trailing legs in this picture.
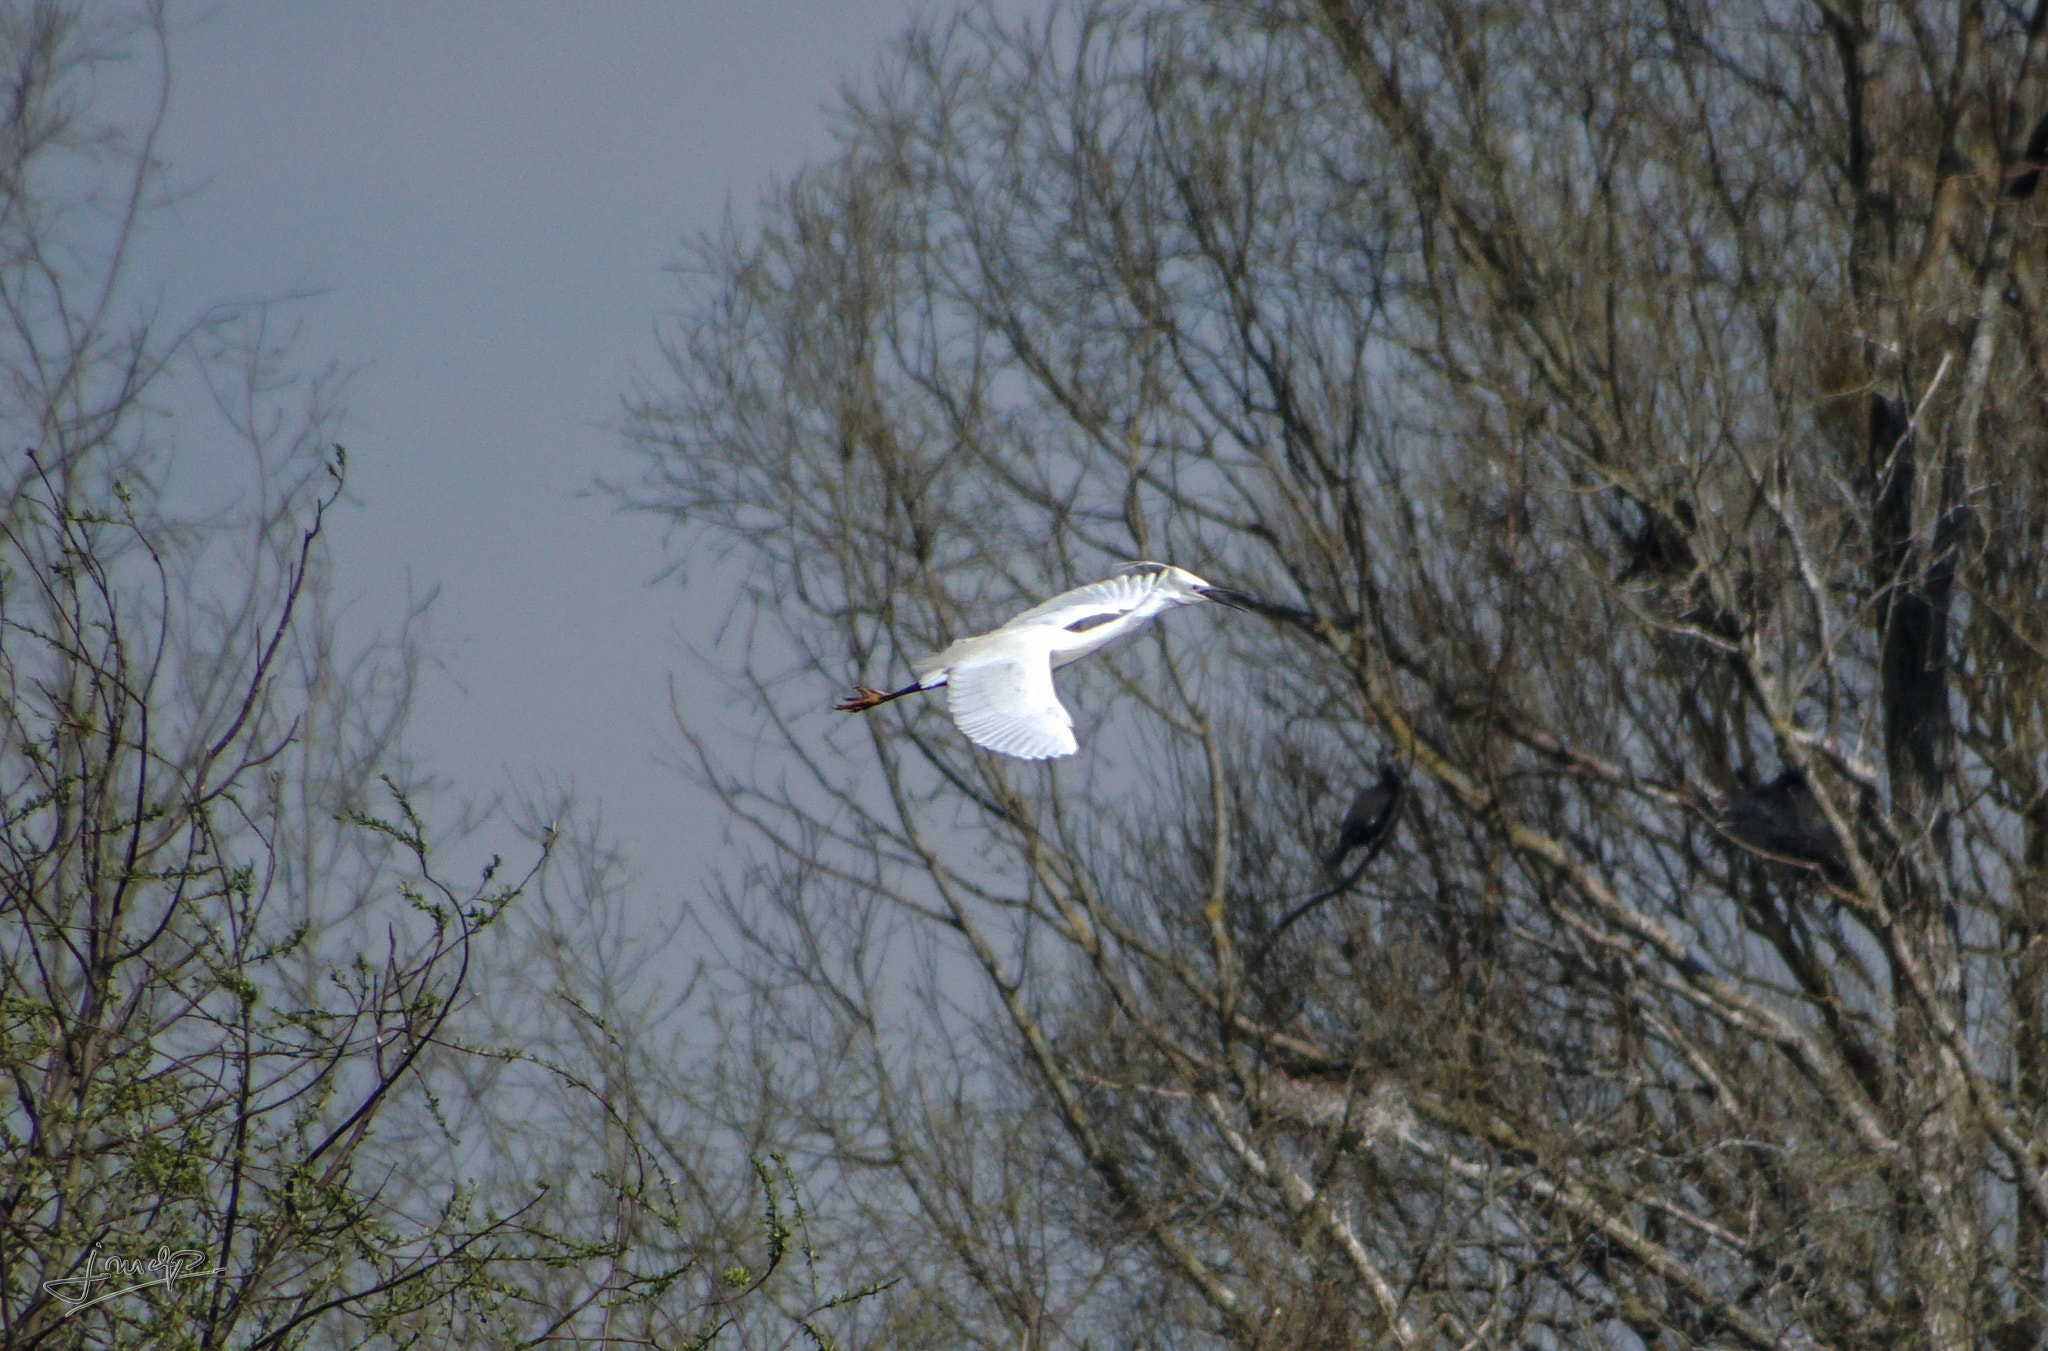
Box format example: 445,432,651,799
835,683,919,713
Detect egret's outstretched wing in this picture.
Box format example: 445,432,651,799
945,654,1078,759
996,572,1155,633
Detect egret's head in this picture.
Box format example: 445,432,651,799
1117,561,1258,611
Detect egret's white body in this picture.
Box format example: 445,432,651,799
837,562,1254,759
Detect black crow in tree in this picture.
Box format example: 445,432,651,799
1323,759,1406,873
1718,768,1854,889
1253,759,1409,970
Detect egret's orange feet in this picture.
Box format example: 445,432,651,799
835,686,891,713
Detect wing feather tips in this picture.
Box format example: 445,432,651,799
958,716,1077,759
944,658,1079,759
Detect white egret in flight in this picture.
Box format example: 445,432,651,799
835,562,1257,759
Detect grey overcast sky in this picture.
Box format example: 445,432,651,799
138,2,1017,897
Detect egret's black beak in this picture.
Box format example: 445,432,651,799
1196,586,1258,611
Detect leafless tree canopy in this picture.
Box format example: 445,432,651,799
2,6,858,1348
630,0,2048,1346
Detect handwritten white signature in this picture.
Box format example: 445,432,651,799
42,1244,225,1316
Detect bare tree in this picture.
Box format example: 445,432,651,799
628,0,2048,1346
1,6,874,1348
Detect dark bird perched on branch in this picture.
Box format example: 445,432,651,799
1717,768,1853,889
1323,760,1406,874
1257,760,1410,967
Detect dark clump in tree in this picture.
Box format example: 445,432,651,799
1719,768,1855,889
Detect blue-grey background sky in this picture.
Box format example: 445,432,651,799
138,2,1024,899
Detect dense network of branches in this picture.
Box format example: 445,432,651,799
631,0,2048,1347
